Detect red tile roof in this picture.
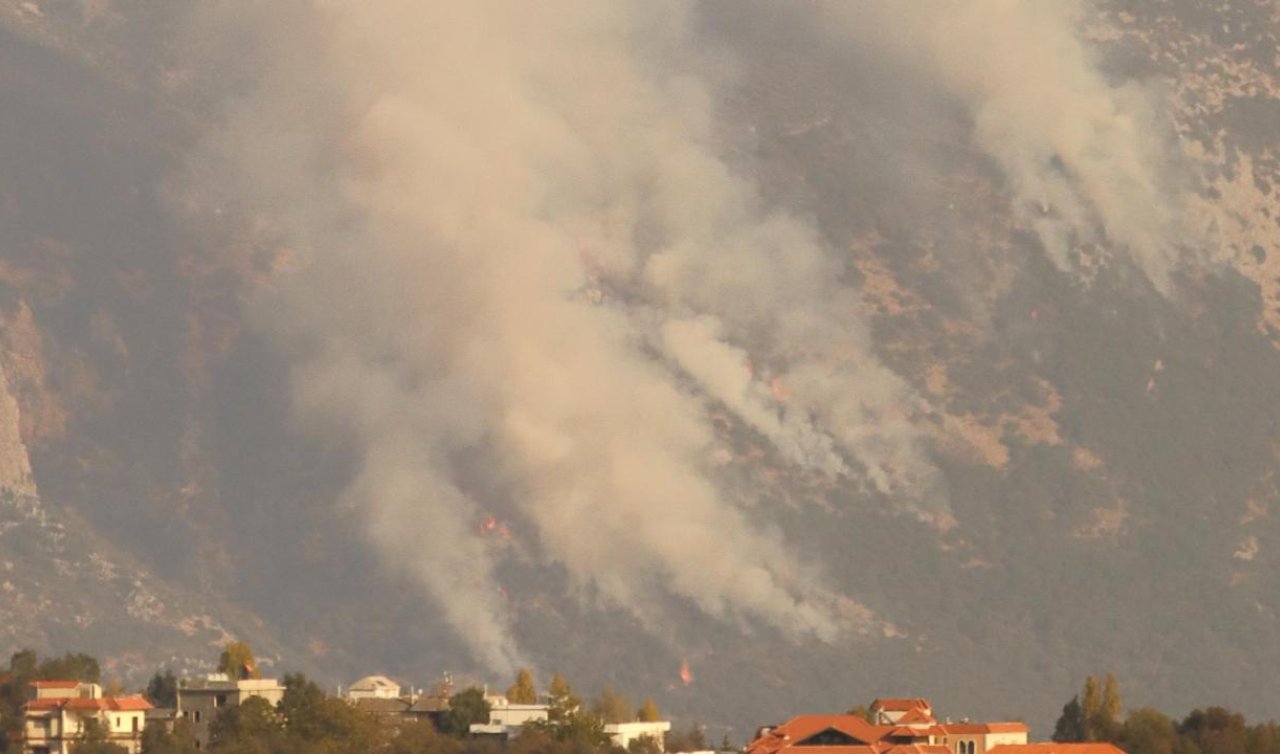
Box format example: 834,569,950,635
26,696,153,713
989,744,1125,754
30,680,80,689
107,696,154,711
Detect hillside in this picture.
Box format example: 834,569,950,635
0,0,1278,739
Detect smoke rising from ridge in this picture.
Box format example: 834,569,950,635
190,1,941,671
823,1,1194,292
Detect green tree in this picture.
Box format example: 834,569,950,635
71,718,127,754
1054,696,1086,743
385,719,460,754
208,696,281,749
145,670,179,708
637,697,661,723
140,718,198,754
1180,708,1249,754
847,705,873,723
216,642,260,680
278,672,385,754
1121,708,1178,754
507,669,538,704
593,687,634,724
443,686,492,737
39,652,101,683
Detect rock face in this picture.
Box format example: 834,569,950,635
0,0,1279,739
0,364,34,495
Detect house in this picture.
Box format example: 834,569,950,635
746,713,952,754
605,721,673,751
748,699,1034,754
870,699,936,727
176,674,285,750
22,681,152,754
940,722,1029,754
469,696,551,737
345,675,402,701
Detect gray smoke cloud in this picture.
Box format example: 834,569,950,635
187,1,940,672
822,1,1193,293
187,0,1186,672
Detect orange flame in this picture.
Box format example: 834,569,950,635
679,658,693,686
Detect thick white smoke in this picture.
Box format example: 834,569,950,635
191,1,940,671
824,1,1192,293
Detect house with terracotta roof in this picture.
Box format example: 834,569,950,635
745,713,952,754
746,700,1031,754
870,699,936,727
940,722,1029,754
22,681,152,754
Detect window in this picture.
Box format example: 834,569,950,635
215,694,228,707
133,717,140,733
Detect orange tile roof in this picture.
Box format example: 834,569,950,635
107,696,154,711
989,744,1124,754
26,696,153,713
747,715,940,754
30,680,80,689
897,709,938,725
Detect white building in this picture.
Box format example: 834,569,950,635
470,697,551,736
605,721,672,751
22,681,152,754
345,675,402,701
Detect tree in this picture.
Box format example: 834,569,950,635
1082,677,1102,739
847,705,873,723
1054,696,1086,743
593,687,634,724
145,670,179,708
216,641,260,680
278,672,385,753
547,673,581,723
637,697,661,723
666,723,708,754
1121,708,1178,754
1091,674,1124,742
385,719,459,754
630,736,664,754
71,719,127,754
507,668,537,704
38,652,101,683
1180,708,1249,754
443,686,491,737
140,718,198,754
208,696,280,749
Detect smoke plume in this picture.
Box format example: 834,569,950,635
823,1,1193,292
188,1,946,671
